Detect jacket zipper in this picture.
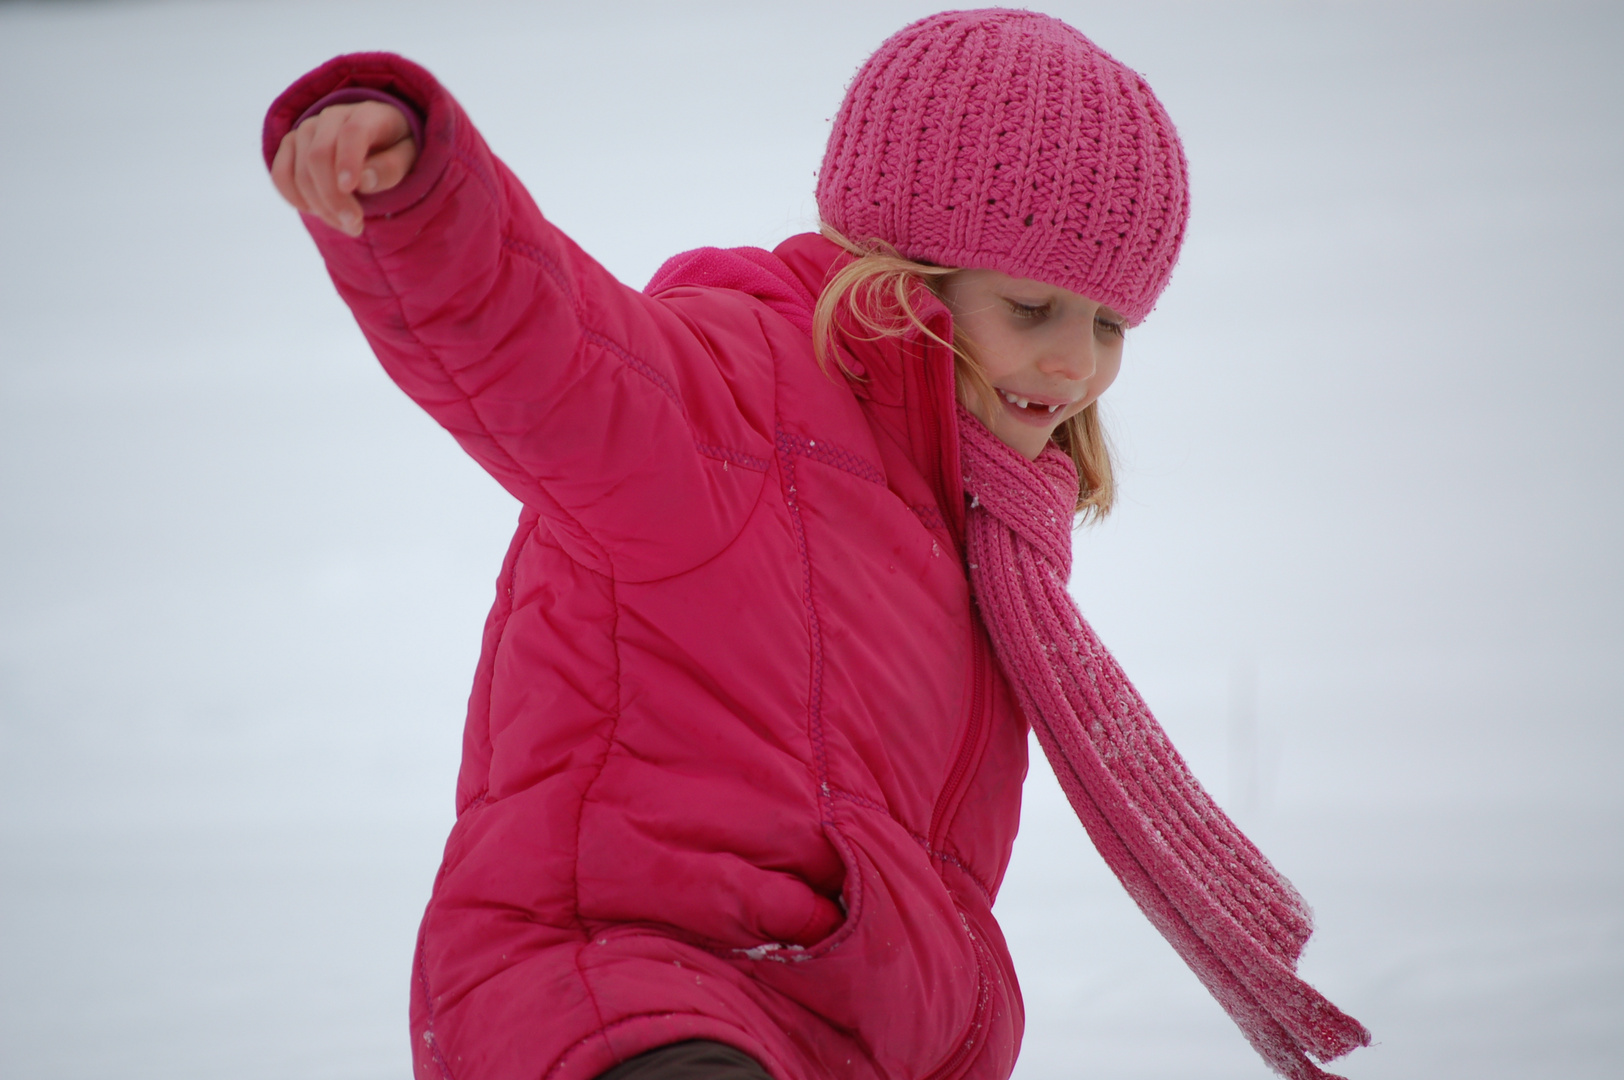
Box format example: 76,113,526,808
915,287,998,1080
928,627,989,850
918,315,984,852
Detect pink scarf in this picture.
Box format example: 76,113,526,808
958,407,1370,1080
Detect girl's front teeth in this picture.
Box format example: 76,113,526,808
999,389,1062,413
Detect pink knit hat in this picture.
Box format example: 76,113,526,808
817,9,1189,325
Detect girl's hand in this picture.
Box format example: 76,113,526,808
271,101,419,237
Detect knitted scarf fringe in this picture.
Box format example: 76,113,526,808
958,406,1370,1080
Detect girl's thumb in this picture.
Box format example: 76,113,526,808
361,138,419,195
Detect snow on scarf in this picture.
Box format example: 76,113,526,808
958,405,1370,1080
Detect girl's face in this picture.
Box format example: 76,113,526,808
940,269,1126,460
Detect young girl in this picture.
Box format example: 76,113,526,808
266,11,1367,1080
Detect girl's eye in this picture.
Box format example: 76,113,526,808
1008,300,1049,319
1095,317,1126,338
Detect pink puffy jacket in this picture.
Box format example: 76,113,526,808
265,54,1033,1080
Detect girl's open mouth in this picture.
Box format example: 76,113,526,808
998,388,1067,425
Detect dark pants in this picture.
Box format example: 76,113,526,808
594,1041,773,1080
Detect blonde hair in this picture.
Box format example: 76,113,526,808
812,227,1115,522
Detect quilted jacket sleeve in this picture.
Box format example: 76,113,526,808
263,54,775,580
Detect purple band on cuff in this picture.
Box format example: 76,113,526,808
294,87,425,148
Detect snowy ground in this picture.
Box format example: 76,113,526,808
2,1,1621,1078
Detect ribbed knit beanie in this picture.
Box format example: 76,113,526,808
817,9,1189,325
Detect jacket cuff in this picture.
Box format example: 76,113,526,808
261,52,455,221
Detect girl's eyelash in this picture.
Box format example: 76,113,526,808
1005,299,1124,336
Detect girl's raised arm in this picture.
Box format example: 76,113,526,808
263,54,774,580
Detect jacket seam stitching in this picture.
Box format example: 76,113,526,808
500,235,683,409
693,442,771,472
568,569,622,1041
777,430,885,486
501,235,775,520
451,145,501,210
909,502,950,532
776,427,833,823
416,792,487,1080
415,929,459,1080
935,844,996,907
753,319,834,832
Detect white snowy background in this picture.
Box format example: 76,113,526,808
2,1,1619,1077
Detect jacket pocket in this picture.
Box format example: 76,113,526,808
576,818,849,956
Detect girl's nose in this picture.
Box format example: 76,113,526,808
1039,315,1098,380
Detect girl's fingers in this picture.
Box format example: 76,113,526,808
287,121,331,226
338,102,413,191
323,104,413,232
270,131,309,213
331,110,378,198
273,102,418,237
299,114,361,235
360,136,419,195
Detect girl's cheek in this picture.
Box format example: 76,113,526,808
1093,354,1123,399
